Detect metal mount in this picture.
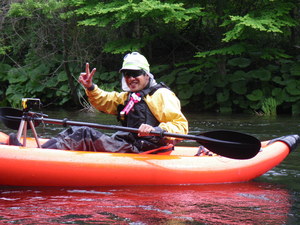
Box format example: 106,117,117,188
16,98,42,148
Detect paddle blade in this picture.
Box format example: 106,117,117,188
0,107,24,130
0,107,41,130
198,130,261,159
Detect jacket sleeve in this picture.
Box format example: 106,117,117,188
85,85,128,115
145,88,189,135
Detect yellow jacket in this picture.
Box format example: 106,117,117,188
86,85,188,135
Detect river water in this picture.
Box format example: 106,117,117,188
0,109,299,224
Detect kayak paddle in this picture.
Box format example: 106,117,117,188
0,107,44,130
0,107,261,159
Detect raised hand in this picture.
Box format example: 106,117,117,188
79,63,96,89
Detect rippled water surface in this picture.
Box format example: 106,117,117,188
0,183,295,224
0,110,299,224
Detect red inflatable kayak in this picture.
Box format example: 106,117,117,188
0,132,298,187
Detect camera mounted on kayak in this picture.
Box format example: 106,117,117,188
22,98,42,111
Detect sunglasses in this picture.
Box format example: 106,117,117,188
122,70,145,78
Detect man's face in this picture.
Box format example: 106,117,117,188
123,70,150,92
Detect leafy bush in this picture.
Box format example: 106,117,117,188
1,0,299,115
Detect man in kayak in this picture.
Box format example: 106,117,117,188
9,52,188,153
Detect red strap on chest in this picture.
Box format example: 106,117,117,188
120,93,141,116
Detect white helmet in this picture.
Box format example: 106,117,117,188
120,52,150,73
120,52,156,91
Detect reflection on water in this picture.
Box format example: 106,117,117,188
0,109,300,224
0,182,293,224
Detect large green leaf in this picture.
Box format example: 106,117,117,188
285,95,300,103
30,63,50,80
56,84,69,96
25,80,45,93
228,70,246,82
7,68,28,84
57,71,68,82
292,102,300,115
178,84,193,100
100,71,119,81
217,90,229,103
46,77,59,87
0,63,12,81
266,64,279,72
177,72,194,85
231,80,247,95
158,74,176,86
159,68,186,86
246,89,263,101
271,88,286,105
5,85,25,107
285,80,300,95
214,77,228,88
248,69,271,81
290,62,300,76
192,82,205,95
272,76,286,85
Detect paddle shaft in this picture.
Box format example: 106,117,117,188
6,115,242,145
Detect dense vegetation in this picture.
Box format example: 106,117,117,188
0,0,299,115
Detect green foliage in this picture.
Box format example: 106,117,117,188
0,0,299,115
187,0,300,114
228,58,251,68
5,61,54,106
247,90,263,102
103,37,153,54
159,53,300,114
196,44,247,58
221,2,298,42
69,0,203,54
73,0,202,27
0,63,12,106
0,63,12,81
94,71,120,92
0,44,11,56
158,66,202,106
292,102,300,115
8,0,66,18
262,98,277,116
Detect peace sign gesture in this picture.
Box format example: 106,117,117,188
79,63,96,89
